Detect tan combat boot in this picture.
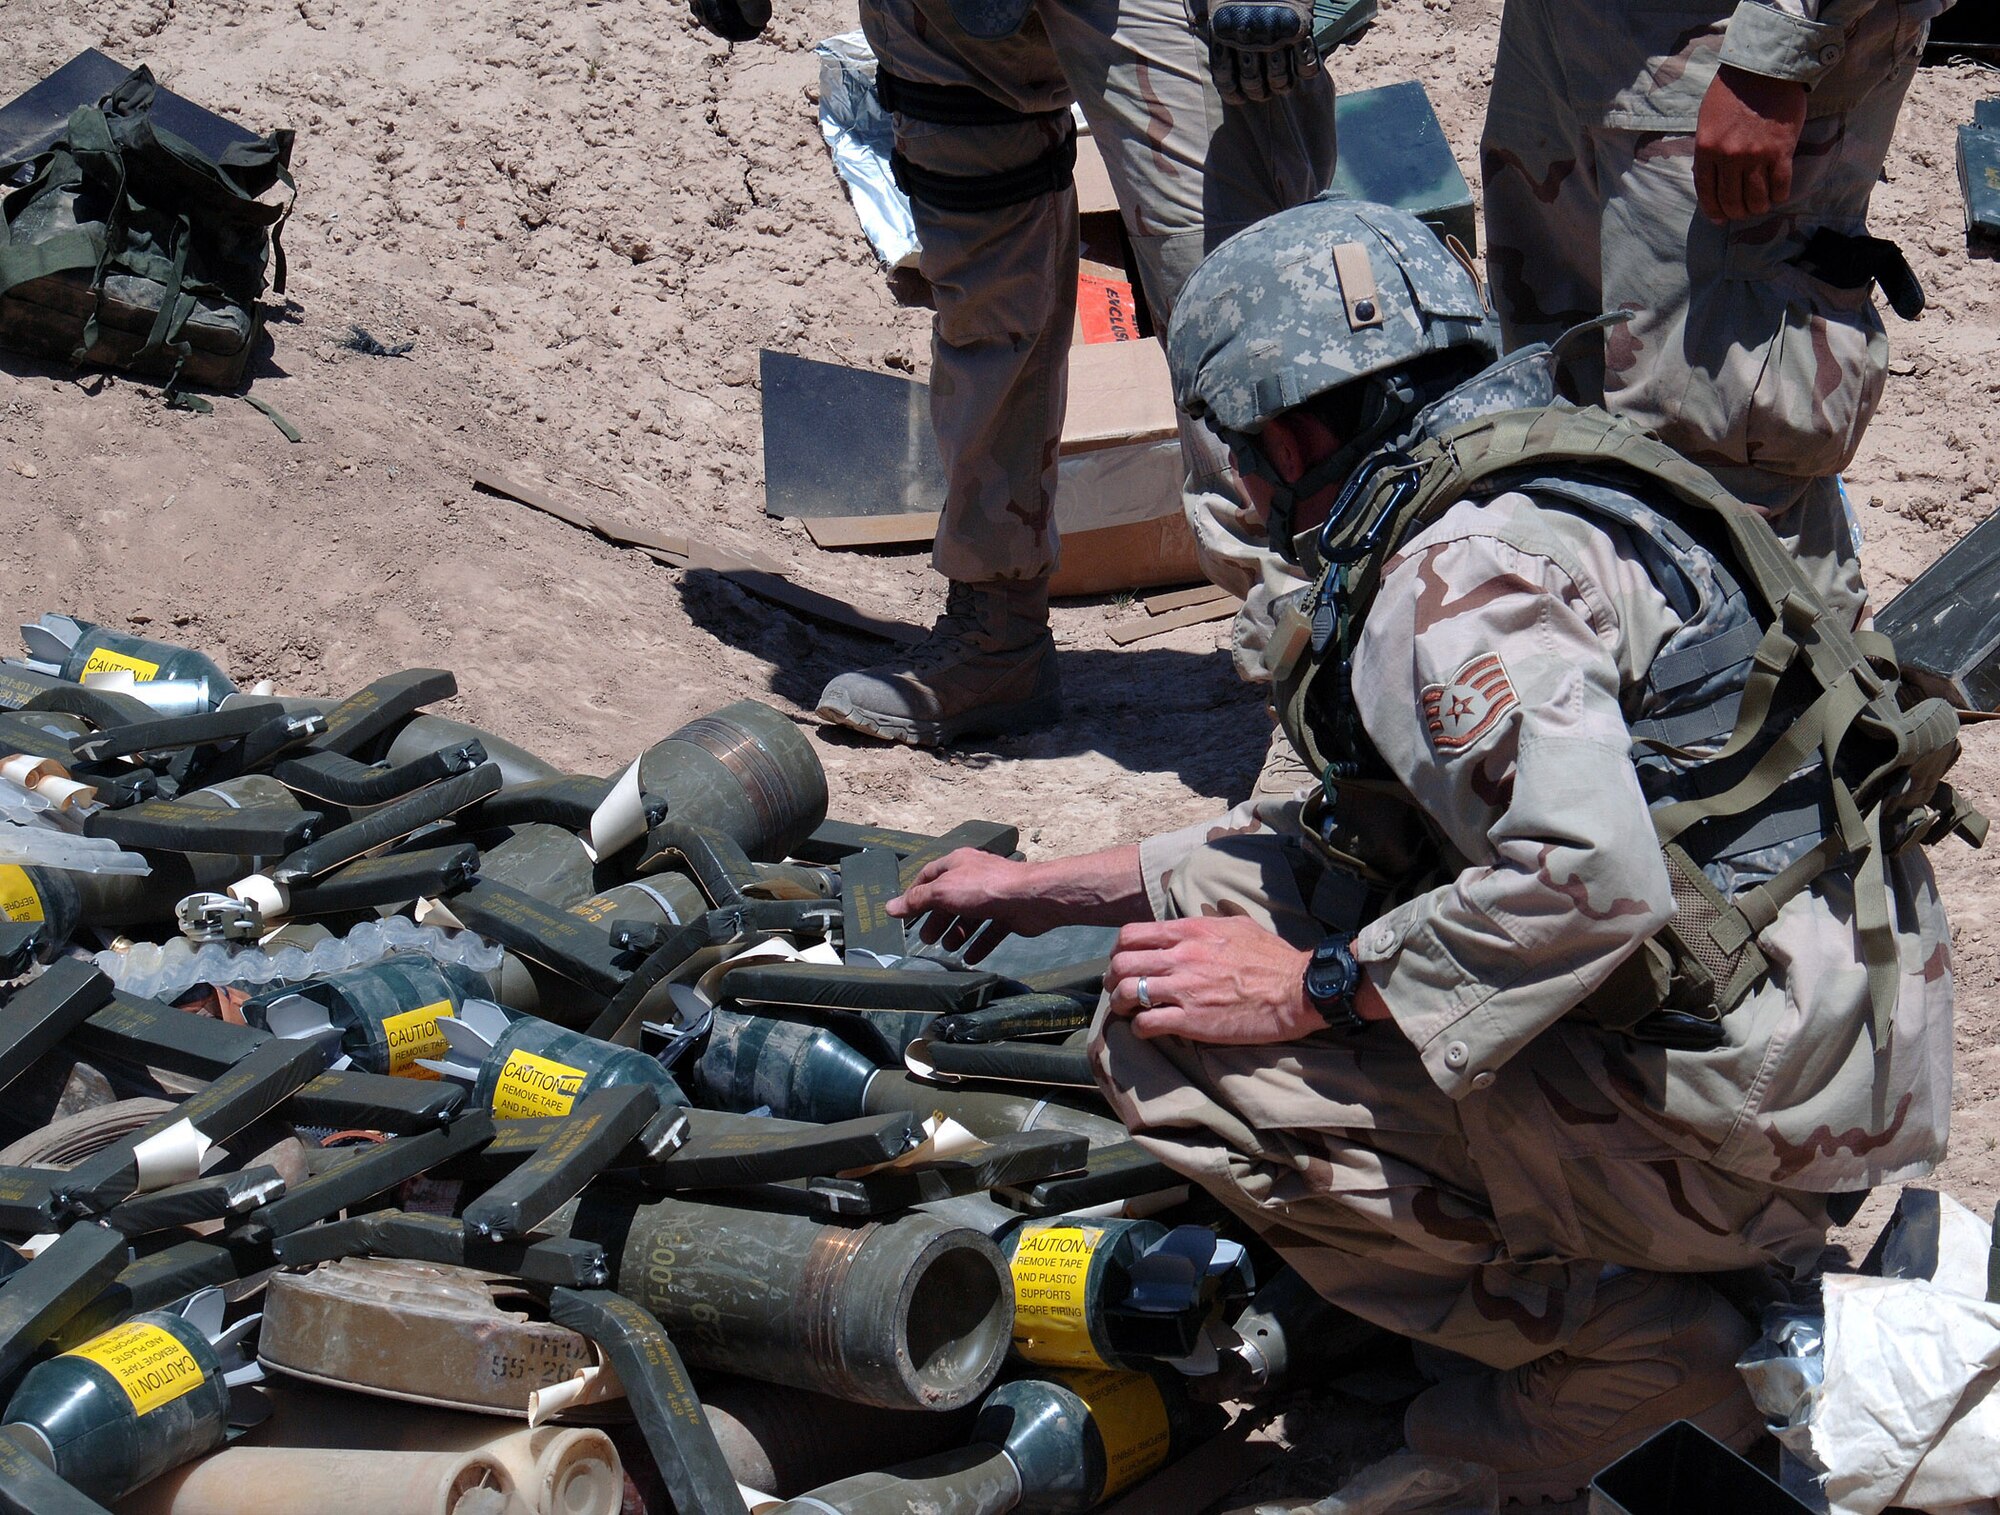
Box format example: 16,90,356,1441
1402,1271,1762,1504
815,579,1060,747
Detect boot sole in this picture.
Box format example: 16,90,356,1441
1494,1385,1766,1506
816,690,1063,749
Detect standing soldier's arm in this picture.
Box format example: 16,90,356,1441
1345,522,1674,1098
1696,0,1885,220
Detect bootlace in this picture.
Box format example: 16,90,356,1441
901,583,985,674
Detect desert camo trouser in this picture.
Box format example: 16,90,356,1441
860,0,1338,585
1481,0,1935,627
1088,828,1834,1369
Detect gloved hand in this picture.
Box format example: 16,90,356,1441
1186,0,1320,105
690,0,770,43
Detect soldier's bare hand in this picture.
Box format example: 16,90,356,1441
1694,65,1805,223
1105,917,1326,1044
887,848,1049,954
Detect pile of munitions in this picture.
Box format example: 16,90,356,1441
0,614,1371,1515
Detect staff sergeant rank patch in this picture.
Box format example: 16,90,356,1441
1422,652,1518,753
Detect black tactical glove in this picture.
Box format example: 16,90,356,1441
690,0,770,42
1186,0,1320,105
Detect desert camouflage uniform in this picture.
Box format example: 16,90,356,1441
1481,0,1951,624
859,0,1338,585
1090,483,1954,1369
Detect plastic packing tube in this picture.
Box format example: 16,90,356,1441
0,773,55,815
0,819,152,874
94,917,506,1002
0,754,60,787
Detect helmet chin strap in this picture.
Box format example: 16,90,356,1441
1227,359,1492,562
1226,371,1422,559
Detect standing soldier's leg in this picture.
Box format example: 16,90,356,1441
1039,0,1337,658
820,0,1078,746
1592,8,1927,626
1480,0,1604,400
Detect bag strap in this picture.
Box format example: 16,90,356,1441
0,228,105,300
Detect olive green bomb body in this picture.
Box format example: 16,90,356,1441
244,952,488,1080
3,1310,230,1502
693,1009,1126,1145
19,775,309,929
562,1192,1014,1411
635,700,828,863
466,1013,684,1119
766,1367,1208,1514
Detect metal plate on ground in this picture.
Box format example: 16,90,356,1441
759,349,945,519
1877,507,2000,711
0,49,262,171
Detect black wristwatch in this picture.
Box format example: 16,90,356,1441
1303,931,1367,1034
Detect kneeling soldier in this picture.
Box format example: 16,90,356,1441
886,197,1981,1499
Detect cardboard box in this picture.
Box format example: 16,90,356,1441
1073,130,1154,336
1050,336,1202,596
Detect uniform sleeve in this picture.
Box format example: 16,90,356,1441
1137,793,1305,922
1717,0,1863,87
1347,531,1674,1100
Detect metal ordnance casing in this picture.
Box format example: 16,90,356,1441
564,1192,1014,1411
768,1367,1207,1515
1002,1218,1166,1369
467,1014,684,1119
698,1374,975,1497
258,1257,597,1413
693,1011,1127,1147
245,952,488,1080
637,701,827,863
50,620,234,699
60,773,310,927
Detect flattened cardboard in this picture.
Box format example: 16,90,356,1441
1060,337,1178,455
1052,510,1206,599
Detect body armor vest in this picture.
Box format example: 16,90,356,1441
1270,397,1983,1049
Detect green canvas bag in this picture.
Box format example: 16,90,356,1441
0,65,292,394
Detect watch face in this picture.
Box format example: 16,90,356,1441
1307,935,1359,999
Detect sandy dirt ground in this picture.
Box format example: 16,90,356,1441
3,0,1998,1506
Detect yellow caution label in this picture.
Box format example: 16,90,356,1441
1055,1368,1171,1498
1009,1222,1107,1367
382,1000,454,1079
64,1322,204,1417
0,865,44,924
491,1048,587,1119
79,647,162,681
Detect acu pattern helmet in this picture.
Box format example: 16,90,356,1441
1167,195,1501,554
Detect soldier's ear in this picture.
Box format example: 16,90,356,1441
1263,416,1308,484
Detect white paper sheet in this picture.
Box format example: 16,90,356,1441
132,1117,216,1191
1814,1194,2000,1515
587,756,647,861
